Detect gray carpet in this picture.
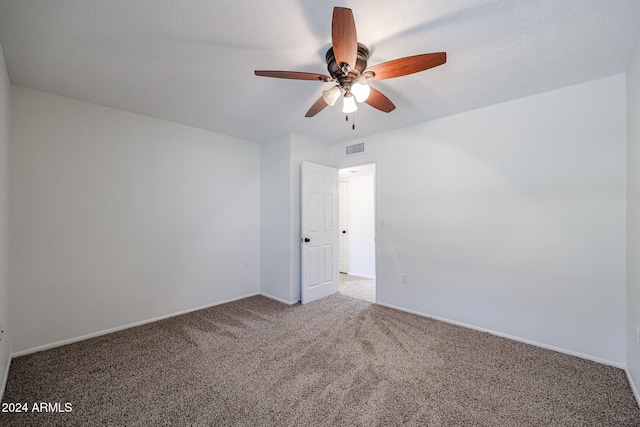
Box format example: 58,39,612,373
2,294,639,426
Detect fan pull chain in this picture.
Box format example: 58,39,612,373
344,113,356,130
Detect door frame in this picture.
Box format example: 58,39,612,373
338,163,377,285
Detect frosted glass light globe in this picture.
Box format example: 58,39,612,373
351,82,371,103
342,94,358,113
322,85,341,106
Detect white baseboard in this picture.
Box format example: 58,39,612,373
0,355,11,402
376,301,625,370
260,292,299,305
12,292,260,358
626,368,640,408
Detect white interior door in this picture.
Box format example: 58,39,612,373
301,161,339,304
339,180,348,273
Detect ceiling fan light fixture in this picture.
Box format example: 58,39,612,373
342,93,358,113
322,85,341,106
254,7,446,119
351,82,370,103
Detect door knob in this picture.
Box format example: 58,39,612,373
304,237,310,243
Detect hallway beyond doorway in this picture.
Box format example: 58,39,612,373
339,273,375,302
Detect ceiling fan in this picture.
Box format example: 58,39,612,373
255,7,446,118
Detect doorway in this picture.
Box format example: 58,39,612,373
338,163,376,302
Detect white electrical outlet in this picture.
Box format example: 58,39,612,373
401,274,408,284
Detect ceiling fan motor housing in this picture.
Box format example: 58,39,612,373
326,43,370,90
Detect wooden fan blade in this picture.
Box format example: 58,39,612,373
365,52,446,81
255,70,331,82
332,7,358,70
305,97,328,117
365,87,395,113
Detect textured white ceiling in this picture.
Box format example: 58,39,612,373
0,0,638,144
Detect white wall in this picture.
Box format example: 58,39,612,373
627,39,640,401
9,86,261,354
344,173,375,279
260,135,292,303
0,42,10,398
259,133,330,303
331,75,627,366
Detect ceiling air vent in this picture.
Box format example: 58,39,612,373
345,142,365,156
